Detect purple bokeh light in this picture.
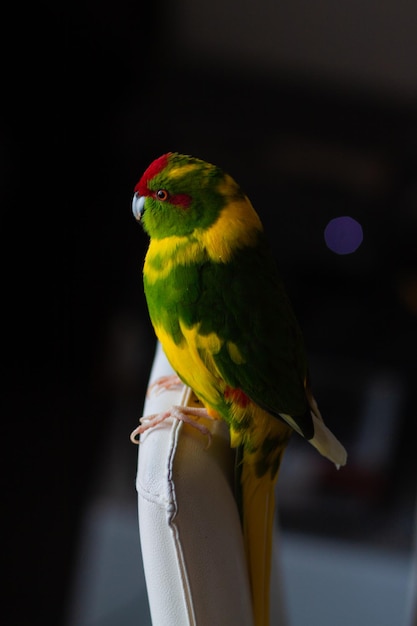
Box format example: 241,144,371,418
324,216,363,255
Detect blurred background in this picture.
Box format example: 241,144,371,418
4,1,417,625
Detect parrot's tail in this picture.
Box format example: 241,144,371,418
241,460,275,626
278,388,348,469
306,390,348,468
239,444,286,626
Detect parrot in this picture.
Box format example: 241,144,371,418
131,152,347,626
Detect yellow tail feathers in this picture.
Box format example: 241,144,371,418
241,458,278,626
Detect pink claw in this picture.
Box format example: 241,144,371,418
130,405,214,445
146,375,184,397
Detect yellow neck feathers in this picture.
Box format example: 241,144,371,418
144,176,263,283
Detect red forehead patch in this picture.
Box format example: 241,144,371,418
135,153,171,195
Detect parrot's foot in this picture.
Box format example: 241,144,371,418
130,406,214,444
147,374,183,397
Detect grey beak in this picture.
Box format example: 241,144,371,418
132,193,145,221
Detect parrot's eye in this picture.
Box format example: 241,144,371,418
155,189,169,201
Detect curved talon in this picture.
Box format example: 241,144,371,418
130,410,170,443
130,426,141,444
147,375,184,397
130,405,215,445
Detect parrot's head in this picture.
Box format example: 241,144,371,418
132,152,245,239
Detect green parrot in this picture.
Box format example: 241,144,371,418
132,152,347,625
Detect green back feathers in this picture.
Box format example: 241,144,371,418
143,232,309,421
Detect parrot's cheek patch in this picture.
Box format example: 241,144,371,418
169,193,192,209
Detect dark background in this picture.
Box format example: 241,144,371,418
4,2,417,624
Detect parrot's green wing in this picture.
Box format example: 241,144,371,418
192,233,347,470
196,233,313,435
